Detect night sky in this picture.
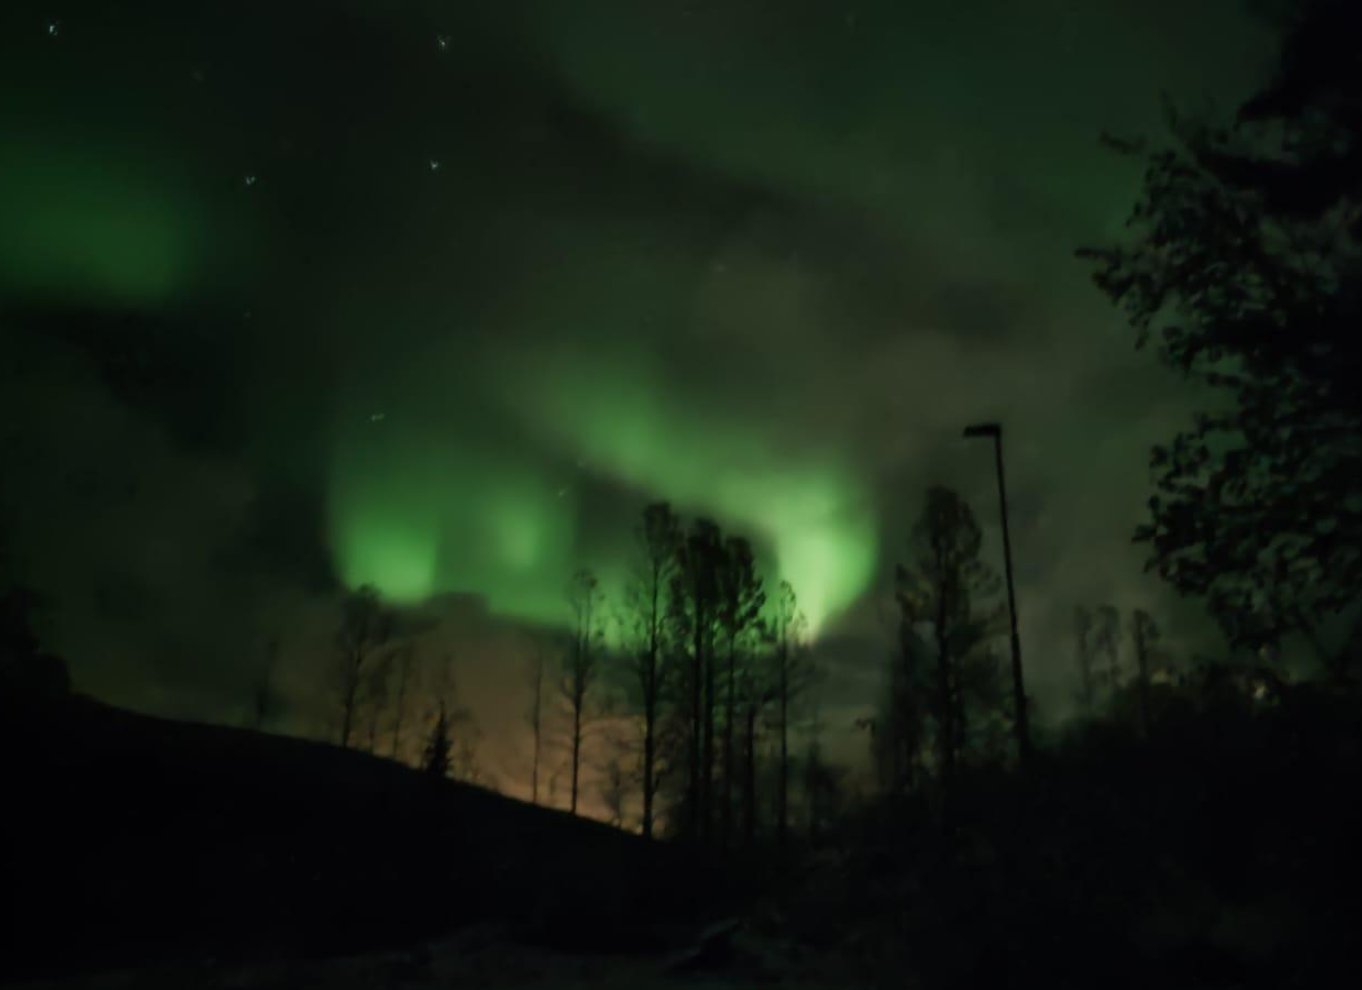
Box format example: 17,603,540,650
0,1,1277,793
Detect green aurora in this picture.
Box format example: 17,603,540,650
0,139,208,306
0,0,1274,729
328,348,878,632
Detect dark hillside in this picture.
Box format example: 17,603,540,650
0,694,725,982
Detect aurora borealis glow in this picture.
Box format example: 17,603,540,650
0,139,208,305
326,333,878,632
0,0,1277,763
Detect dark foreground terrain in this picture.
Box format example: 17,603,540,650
778,679,1362,990
5,677,1361,989
0,694,732,984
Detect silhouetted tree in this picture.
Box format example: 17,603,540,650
671,518,723,840
388,643,418,761
802,713,845,844
1080,0,1362,655
1093,605,1123,702
423,653,477,781
623,502,681,838
452,720,484,785
363,651,392,753
421,701,453,779
875,615,932,794
561,569,603,815
738,633,776,845
769,580,812,844
716,535,765,847
1074,606,1097,716
1131,609,1166,736
526,639,548,804
334,585,392,749
599,754,631,830
958,643,1011,762
896,487,1002,783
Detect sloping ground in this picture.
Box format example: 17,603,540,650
8,685,1357,989
0,695,729,983
8,919,886,990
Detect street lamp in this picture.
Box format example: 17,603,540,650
963,422,1032,763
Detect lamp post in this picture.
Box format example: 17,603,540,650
963,422,1031,763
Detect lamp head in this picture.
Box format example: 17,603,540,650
963,422,1001,439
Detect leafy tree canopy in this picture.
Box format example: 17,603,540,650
1080,0,1362,652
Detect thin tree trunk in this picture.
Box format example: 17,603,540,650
564,571,598,817
528,650,544,806
642,691,656,838
531,715,541,805
641,575,660,839
529,649,544,804
340,653,360,749
690,614,704,839
1076,609,1094,716
1133,615,1151,739
934,579,955,782
954,664,968,762
777,641,789,845
743,702,757,845
936,632,954,779
570,687,583,815
702,638,715,843
806,740,821,843
722,634,736,847
390,650,410,761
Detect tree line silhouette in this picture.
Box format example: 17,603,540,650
316,483,1059,848
1078,0,1362,671
4,3,1361,985
321,503,825,847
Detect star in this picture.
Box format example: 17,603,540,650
369,412,386,423
243,174,258,188
428,159,441,172
436,34,451,52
